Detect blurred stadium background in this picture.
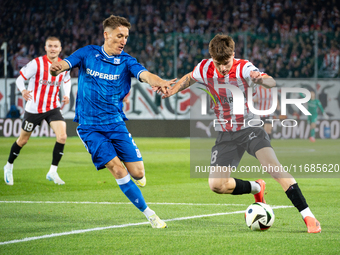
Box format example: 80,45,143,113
0,0,339,139
1,1,340,253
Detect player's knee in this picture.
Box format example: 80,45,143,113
17,136,29,147
57,133,67,144
106,161,126,178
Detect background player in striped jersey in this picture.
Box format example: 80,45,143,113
162,34,321,233
4,37,71,186
50,15,176,228
253,86,275,140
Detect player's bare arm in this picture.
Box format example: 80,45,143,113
250,71,276,88
50,60,70,76
162,72,195,99
139,71,177,93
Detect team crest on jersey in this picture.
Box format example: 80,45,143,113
114,58,120,64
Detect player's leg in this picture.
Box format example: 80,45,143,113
106,157,149,211
309,121,316,142
112,128,166,228
208,131,263,199
4,110,40,185
77,124,166,228
46,109,67,185
111,159,166,228
4,129,32,185
264,122,272,140
255,147,321,233
124,161,146,187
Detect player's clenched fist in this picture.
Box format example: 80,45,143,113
50,62,63,76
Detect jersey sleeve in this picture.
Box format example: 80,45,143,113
62,71,71,98
191,60,205,84
64,46,89,69
126,56,148,81
242,61,266,87
317,100,325,113
19,59,37,80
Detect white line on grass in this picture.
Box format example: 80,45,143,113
0,205,293,246
0,200,246,206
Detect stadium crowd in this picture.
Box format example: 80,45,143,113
1,0,340,79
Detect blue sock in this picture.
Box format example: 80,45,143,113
116,174,147,212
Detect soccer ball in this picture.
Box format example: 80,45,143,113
245,202,275,231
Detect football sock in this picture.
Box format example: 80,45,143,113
116,174,148,212
300,207,315,219
5,162,13,170
310,128,315,138
143,207,155,218
232,178,251,195
8,142,22,164
285,183,309,212
52,142,64,166
250,181,261,194
49,165,58,174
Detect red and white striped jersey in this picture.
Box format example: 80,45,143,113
253,86,274,117
19,55,71,114
191,58,266,132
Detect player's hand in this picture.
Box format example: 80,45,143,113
158,78,177,93
162,87,176,98
62,96,69,105
152,85,176,98
50,62,63,76
22,89,33,101
250,71,263,84
123,96,130,104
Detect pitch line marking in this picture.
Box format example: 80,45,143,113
0,205,293,246
0,200,247,206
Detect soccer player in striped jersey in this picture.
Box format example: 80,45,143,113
4,36,71,186
253,86,275,139
50,15,176,228
162,34,321,233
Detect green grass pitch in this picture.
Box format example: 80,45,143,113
0,137,339,254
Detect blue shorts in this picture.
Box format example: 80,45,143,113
77,122,142,170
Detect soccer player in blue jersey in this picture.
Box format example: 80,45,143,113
50,15,176,228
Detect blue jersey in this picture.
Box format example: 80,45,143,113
65,45,147,125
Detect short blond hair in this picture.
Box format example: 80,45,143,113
45,36,61,44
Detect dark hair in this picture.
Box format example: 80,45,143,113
209,34,235,62
103,15,131,30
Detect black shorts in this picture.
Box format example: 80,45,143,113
210,127,271,168
21,108,65,132
260,116,273,124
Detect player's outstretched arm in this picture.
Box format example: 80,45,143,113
162,72,196,99
250,71,276,88
50,60,70,76
139,71,177,93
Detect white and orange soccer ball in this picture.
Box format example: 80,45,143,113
245,202,275,231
